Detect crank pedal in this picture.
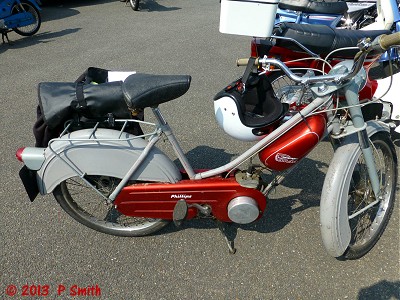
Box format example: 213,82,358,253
173,199,188,227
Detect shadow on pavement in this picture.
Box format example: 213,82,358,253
358,280,400,300
0,28,81,53
155,145,327,237
40,5,80,23
40,0,180,12
40,0,116,7
138,0,181,12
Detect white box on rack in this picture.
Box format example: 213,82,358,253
219,0,279,38
108,71,136,82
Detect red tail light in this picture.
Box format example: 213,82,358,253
16,147,25,162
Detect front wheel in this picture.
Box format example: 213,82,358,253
130,0,140,11
53,175,170,237
321,132,398,259
268,70,316,104
11,1,41,36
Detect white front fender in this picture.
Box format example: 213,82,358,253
320,121,390,257
37,128,181,194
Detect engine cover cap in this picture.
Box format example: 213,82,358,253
228,196,259,224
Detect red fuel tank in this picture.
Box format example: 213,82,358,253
259,114,326,171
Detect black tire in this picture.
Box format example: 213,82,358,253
321,132,398,260
11,1,41,36
343,133,397,259
53,175,170,237
369,60,400,80
130,0,139,11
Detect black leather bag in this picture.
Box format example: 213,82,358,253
33,67,143,147
38,80,132,130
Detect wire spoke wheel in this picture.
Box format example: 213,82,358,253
130,0,140,11
321,132,397,259
269,70,314,104
11,1,41,36
345,134,397,257
53,175,169,237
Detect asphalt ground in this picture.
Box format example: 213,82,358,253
0,0,399,299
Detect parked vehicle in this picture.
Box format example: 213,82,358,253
130,0,139,11
275,0,378,29
252,0,400,134
266,0,399,71
0,0,41,43
16,26,400,259
343,0,379,29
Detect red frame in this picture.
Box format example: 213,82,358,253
114,175,267,222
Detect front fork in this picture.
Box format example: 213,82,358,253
344,82,381,197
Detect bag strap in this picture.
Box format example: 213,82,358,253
242,57,257,92
75,82,87,109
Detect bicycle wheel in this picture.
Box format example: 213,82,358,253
53,175,170,237
321,132,397,259
11,1,41,36
130,0,140,11
268,70,314,104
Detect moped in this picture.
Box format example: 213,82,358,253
275,0,370,29
263,0,399,71
0,0,41,43
16,27,399,260
129,0,139,11
252,0,400,134
276,0,377,29
122,0,139,11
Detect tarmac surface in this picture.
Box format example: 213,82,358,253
1,0,399,299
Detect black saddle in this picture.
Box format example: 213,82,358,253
123,73,191,109
279,0,348,15
274,23,391,57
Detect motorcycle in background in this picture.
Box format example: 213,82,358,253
122,0,139,11
0,0,41,43
130,0,139,11
274,0,399,67
276,0,378,29
251,0,400,134
344,0,379,29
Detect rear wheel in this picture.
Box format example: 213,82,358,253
53,175,170,237
11,1,41,36
130,0,139,11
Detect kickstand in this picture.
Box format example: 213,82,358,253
1,31,11,44
216,220,237,254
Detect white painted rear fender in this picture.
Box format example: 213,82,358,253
37,129,181,194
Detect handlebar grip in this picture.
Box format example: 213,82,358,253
378,32,400,50
236,58,259,66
